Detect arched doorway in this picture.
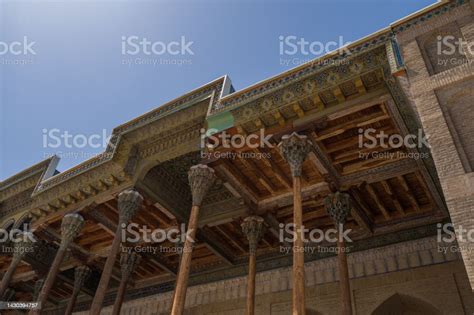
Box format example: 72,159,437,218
372,293,442,315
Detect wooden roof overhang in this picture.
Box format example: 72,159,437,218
0,1,463,306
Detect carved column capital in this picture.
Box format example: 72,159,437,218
241,216,265,255
118,190,143,224
12,232,35,260
73,265,91,291
120,252,141,278
60,214,85,250
278,132,312,177
188,165,215,206
324,192,352,225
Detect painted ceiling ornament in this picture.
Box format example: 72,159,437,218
303,80,317,94
261,98,273,112
188,164,216,206
349,61,364,74
118,190,144,224
324,192,352,226
242,107,254,121
326,72,340,85
278,132,312,177
283,90,295,103
60,213,85,250
241,216,265,255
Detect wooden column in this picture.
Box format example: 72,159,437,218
279,132,311,315
241,216,264,315
32,278,45,302
64,266,91,315
170,164,215,315
171,236,184,303
325,192,353,315
0,232,34,297
30,213,85,315
90,189,143,315
2,288,15,302
112,251,141,315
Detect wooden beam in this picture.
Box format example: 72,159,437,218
256,147,292,189
239,156,277,194
365,183,391,220
397,175,421,212
381,180,405,216
340,159,418,188
87,207,178,276
213,162,259,207
196,230,235,265
347,188,373,235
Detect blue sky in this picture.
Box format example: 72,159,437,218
0,0,435,180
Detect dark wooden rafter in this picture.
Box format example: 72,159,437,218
136,181,236,266
85,206,178,276
383,97,448,215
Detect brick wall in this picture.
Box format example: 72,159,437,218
396,0,474,290
72,237,474,315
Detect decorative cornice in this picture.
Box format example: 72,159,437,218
212,44,390,115
391,0,466,34
31,77,229,196
0,157,57,197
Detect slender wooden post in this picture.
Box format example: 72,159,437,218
171,236,184,303
90,190,143,315
325,192,353,315
2,288,15,301
64,266,91,315
279,132,311,315
32,278,45,302
241,216,264,315
30,214,84,315
111,251,141,315
0,232,34,297
170,164,215,315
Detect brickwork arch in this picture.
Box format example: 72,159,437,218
371,293,442,315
